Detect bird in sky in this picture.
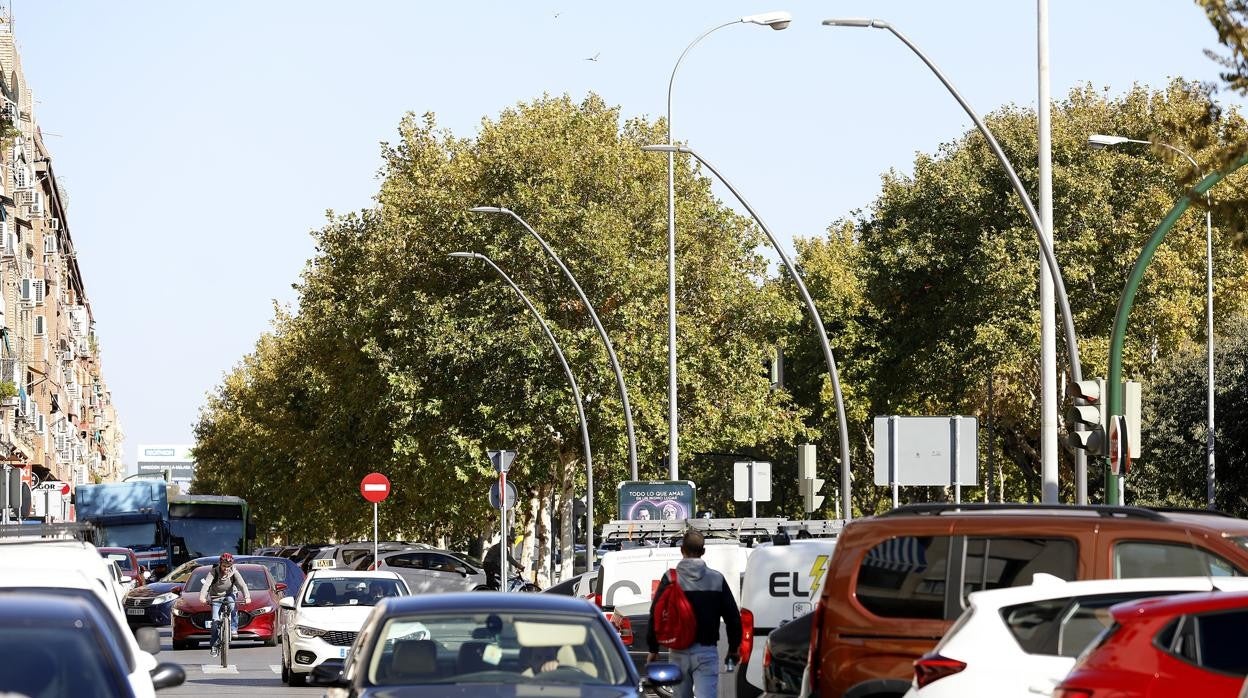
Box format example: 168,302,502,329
585,52,600,62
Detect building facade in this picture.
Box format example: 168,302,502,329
0,13,124,513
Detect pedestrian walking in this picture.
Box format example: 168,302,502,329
646,530,741,698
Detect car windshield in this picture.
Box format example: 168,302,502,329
0,622,129,698
366,611,628,687
163,560,205,583
303,577,405,607
97,523,157,549
186,566,271,592
101,552,134,571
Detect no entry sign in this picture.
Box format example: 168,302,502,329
360,473,391,503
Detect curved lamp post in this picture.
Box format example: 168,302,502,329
448,251,595,570
1104,152,1248,505
823,17,1088,501
643,142,853,521
665,11,791,480
470,206,637,481
1089,134,1216,509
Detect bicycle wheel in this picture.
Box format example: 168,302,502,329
219,607,231,668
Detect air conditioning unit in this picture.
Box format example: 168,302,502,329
2,231,14,257
16,190,34,206
22,396,35,424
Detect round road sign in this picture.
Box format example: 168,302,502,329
360,472,391,503
60,482,70,496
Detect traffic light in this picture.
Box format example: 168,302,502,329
1065,378,1106,455
762,346,785,390
797,444,824,513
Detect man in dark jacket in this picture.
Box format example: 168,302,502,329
483,530,522,589
646,530,741,698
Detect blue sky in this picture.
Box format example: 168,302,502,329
8,1,1235,470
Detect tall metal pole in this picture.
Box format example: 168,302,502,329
643,144,854,520
449,252,596,569
663,13,791,481
470,208,632,481
1037,0,1059,503
1,463,9,526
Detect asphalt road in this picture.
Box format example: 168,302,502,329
156,628,312,697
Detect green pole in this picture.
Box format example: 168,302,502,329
1106,152,1248,504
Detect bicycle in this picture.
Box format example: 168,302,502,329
210,593,235,667
474,573,541,593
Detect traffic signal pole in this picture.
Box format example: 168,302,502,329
1106,153,1248,504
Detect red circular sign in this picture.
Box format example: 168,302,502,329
360,473,391,503
59,482,70,496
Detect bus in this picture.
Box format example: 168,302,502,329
168,494,256,565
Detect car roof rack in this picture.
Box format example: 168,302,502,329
1141,506,1236,519
879,503,1168,522
0,522,98,541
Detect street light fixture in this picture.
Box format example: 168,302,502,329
469,206,638,481
822,16,1088,502
448,250,596,571
1088,133,1217,509
643,142,853,521
664,10,791,481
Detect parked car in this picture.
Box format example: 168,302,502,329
1055,590,1248,697
809,503,1248,698
291,544,333,572
0,590,184,697
280,570,410,686
253,546,282,557
0,568,170,697
905,575,1248,698
99,547,148,590
543,570,597,598
308,592,682,697
760,611,813,698
170,563,287,649
367,548,488,593
308,542,428,571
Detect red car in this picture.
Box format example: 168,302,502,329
1055,590,1248,698
98,547,147,589
170,563,287,650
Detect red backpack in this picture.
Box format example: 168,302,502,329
652,569,696,650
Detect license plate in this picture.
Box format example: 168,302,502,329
338,648,349,659
126,608,145,616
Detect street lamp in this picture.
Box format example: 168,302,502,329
1089,134,1216,509
822,17,1088,502
664,11,791,481
469,206,638,481
448,251,596,572
642,142,853,521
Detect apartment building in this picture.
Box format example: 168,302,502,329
0,14,124,511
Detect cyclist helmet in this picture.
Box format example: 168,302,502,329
219,552,234,564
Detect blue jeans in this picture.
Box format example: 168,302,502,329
668,643,719,698
209,594,237,647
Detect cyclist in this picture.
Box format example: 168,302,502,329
198,552,251,656
483,530,522,589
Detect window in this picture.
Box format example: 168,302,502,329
33,314,43,335
424,554,466,574
1163,610,1248,675
386,553,419,569
962,537,1077,601
1113,542,1242,579
1002,591,1181,658
855,536,950,619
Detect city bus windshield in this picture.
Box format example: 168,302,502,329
97,523,158,549
171,518,244,559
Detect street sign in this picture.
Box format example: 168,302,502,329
1108,415,1130,475
489,479,519,510
733,461,772,502
33,480,70,496
488,450,516,474
360,473,391,503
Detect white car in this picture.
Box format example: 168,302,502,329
279,569,411,686
904,574,1248,698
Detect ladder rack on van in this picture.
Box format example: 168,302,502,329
0,521,97,542
599,517,844,544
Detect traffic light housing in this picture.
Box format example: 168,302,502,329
1065,378,1106,456
797,444,824,513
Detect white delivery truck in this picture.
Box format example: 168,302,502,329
736,537,837,698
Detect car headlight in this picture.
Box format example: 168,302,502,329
253,606,274,615
171,606,190,617
150,592,178,605
296,625,326,638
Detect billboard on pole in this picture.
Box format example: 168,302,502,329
617,480,696,521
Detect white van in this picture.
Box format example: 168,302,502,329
597,540,751,612
737,538,837,698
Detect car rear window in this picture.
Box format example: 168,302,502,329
1164,609,1248,675
1002,591,1176,658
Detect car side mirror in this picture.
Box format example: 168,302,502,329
642,662,682,688
308,662,349,688
135,627,162,655
279,597,296,610
275,582,287,592
150,662,186,690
